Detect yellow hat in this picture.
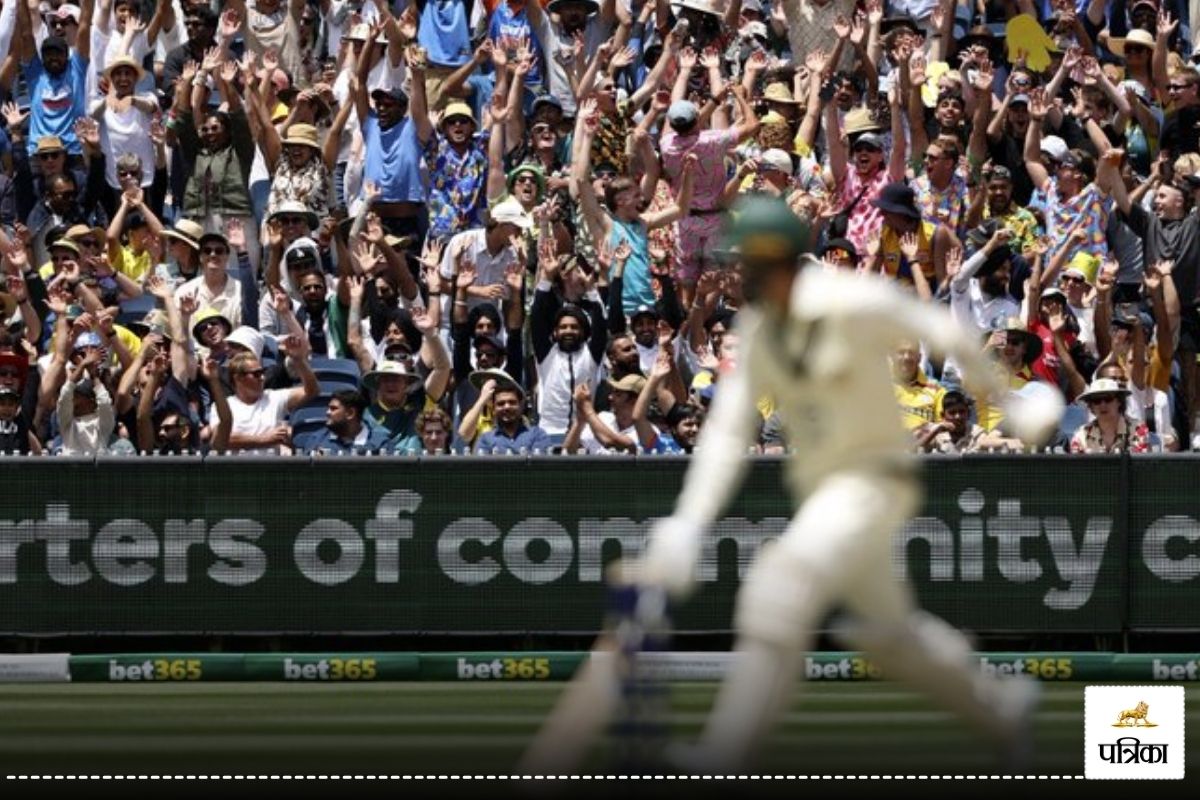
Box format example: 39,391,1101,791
762,82,800,105
1064,252,1100,284
441,102,476,127
282,123,320,150
843,107,881,135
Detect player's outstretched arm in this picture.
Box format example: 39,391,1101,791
641,325,761,598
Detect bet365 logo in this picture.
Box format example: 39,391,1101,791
1085,686,1184,779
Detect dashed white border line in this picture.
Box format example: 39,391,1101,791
5,774,1086,780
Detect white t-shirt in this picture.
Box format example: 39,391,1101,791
578,410,637,455
221,388,291,453
91,96,157,188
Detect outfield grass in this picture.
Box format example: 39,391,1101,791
0,682,1193,777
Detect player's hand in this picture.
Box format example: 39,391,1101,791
638,517,702,599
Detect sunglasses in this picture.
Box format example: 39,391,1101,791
118,168,139,177
1060,275,1086,285
514,174,537,184
238,368,266,378
1125,45,1151,55
201,246,228,257
46,16,76,27
1087,395,1120,404
531,124,552,134
77,238,100,248
37,151,64,160
158,421,186,431
851,144,881,154
278,215,308,225
444,117,473,127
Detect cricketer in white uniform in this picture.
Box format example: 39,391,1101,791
639,197,1063,772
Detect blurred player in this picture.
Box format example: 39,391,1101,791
633,197,1060,773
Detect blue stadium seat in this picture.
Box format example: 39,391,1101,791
318,379,358,396
288,405,327,427
310,357,361,385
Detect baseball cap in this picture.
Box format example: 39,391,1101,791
1010,93,1030,106
1040,135,1069,161
631,304,660,321
371,85,408,104
608,374,647,394
73,331,102,350
668,100,699,128
759,148,793,174
226,326,265,358
473,333,505,353
490,198,533,229
531,94,563,114
852,132,886,151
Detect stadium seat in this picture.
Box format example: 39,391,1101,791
117,294,155,327
318,379,358,396
288,405,327,427
310,357,361,385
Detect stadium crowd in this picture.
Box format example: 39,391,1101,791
0,0,1197,456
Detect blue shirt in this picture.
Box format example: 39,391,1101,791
295,420,391,455
644,432,685,454
419,0,471,67
487,2,544,88
362,114,426,204
608,217,654,317
475,422,553,453
23,51,88,155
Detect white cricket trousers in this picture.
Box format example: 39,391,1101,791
699,468,1014,771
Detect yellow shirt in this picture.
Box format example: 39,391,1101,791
893,375,946,430
112,246,152,282
880,220,936,283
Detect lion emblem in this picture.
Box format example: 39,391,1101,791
1113,701,1157,727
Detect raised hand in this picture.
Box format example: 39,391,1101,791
5,273,27,304
74,116,100,148
225,218,246,252
266,219,283,249
1,102,27,131
181,59,199,83
678,46,698,71
866,0,883,24
405,44,428,70
262,48,280,74
219,7,241,39
833,14,852,39
347,274,366,305
178,293,199,319
145,274,173,300
351,238,378,275
220,59,238,84
1095,259,1118,294
365,212,386,244
411,306,436,336
945,246,963,280
849,12,868,47
202,46,224,74
399,4,419,41
420,237,445,272
1157,7,1178,38
505,261,524,295
898,231,920,262
456,264,478,291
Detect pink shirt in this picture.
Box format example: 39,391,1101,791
839,168,890,256
660,127,739,211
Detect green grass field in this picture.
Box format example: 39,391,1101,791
0,682,1194,777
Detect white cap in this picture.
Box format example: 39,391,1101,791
759,148,793,175
491,198,533,229
226,326,265,359
1040,135,1069,161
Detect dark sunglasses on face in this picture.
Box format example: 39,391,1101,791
37,151,64,160
514,175,537,185
239,368,265,378
278,215,308,225
201,246,228,257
